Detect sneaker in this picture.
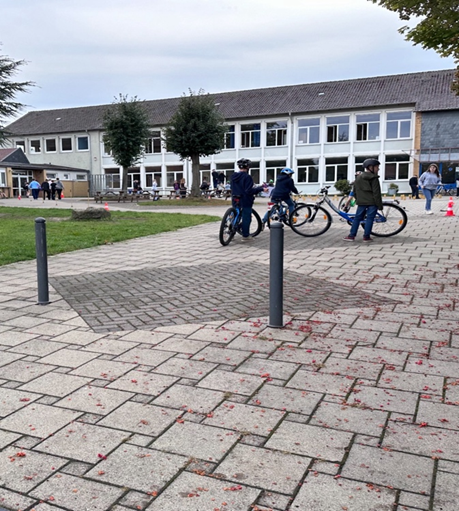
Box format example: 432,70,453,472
425,210,433,215
343,235,355,241
363,236,373,242
241,236,253,242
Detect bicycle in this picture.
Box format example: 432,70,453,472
264,196,308,229
290,186,408,238
435,184,457,197
219,196,263,246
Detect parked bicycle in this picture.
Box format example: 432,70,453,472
435,184,457,197
290,186,408,237
219,196,263,246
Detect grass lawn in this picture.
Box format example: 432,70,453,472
0,207,219,266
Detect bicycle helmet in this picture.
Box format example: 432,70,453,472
237,158,251,169
362,158,380,169
281,167,294,175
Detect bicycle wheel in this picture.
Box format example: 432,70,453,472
289,204,332,237
219,207,237,246
267,204,284,228
370,202,408,237
235,209,263,237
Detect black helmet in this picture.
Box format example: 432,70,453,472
362,158,380,169
237,158,251,169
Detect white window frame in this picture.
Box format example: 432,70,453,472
325,157,348,182
384,154,410,180
266,160,286,183
45,138,57,153
77,136,89,152
297,159,319,183
386,111,412,139
16,141,26,153
61,137,73,152
298,118,320,145
29,139,42,154
0,168,6,186
326,116,350,143
266,121,288,147
240,123,261,148
145,130,162,154
355,113,380,141
224,125,235,149
76,174,87,181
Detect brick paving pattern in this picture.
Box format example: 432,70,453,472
0,195,459,510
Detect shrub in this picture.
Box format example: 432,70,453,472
334,179,352,195
71,208,111,221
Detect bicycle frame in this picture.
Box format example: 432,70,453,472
307,187,395,225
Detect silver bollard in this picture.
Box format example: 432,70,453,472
35,217,50,305
269,221,284,328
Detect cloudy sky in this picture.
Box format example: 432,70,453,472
1,0,455,115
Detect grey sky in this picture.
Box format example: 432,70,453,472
1,0,455,114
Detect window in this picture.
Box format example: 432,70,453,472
102,134,112,156
61,137,72,152
297,159,319,183
266,160,286,183
355,155,379,174
145,131,162,154
224,125,235,149
30,139,41,153
77,136,89,151
385,154,410,180
76,174,87,181
45,138,57,152
325,157,348,182
266,121,287,146
356,113,380,141
104,168,121,189
298,118,320,144
386,111,412,139
240,123,261,148
166,165,184,187
248,161,260,184
127,169,140,189
145,167,162,187
46,172,57,179
326,116,349,142
200,164,211,184
0,169,6,186
16,141,26,153
216,163,233,183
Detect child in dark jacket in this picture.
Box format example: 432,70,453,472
270,168,299,217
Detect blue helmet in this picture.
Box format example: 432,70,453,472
281,167,294,175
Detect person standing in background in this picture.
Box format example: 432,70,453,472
55,178,64,200
419,163,441,214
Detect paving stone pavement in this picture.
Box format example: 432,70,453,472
1,195,459,510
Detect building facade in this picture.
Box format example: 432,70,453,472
6,69,459,195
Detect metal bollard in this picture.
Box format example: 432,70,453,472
269,221,284,328
35,217,50,305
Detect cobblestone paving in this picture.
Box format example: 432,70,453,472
0,196,459,510
54,264,397,332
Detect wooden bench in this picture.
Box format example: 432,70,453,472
94,190,120,203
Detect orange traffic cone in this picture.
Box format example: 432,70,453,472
61,192,64,198
445,197,455,217
18,195,21,200
104,202,109,211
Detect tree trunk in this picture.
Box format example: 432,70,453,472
190,153,201,197
121,166,128,192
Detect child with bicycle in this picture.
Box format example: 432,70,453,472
344,158,383,242
262,168,298,226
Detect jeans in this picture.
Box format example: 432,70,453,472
241,207,252,237
31,189,39,200
423,188,435,210
349,205,378,238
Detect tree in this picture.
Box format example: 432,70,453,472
164,89,228,197
103,95,151,192
369,1,459,93
0,49,34,146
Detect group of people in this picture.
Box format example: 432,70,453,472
230,157,448,243
23,178,64,200
173,178,188,198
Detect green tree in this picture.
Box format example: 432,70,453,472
103,95,151,192
369,1,459,93
163,89,228,197
1,49,34,146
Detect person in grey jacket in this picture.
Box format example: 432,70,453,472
55,178,64,200
344,158,383,242
419,163,441,214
